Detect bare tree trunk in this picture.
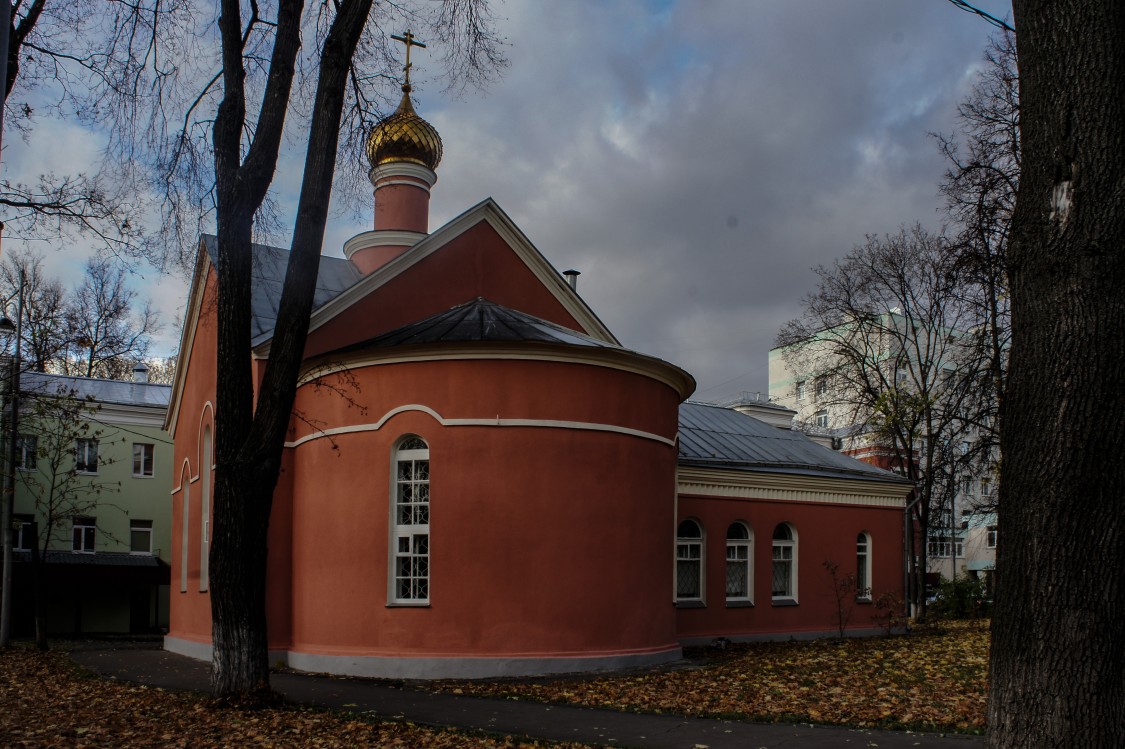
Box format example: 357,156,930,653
208,0,375,698
31,540,47,651
987,2,1125,746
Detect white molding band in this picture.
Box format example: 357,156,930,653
285,404,676,449
343,230,428,262
369,161,437,187
677,466,909,507
298,343,695,400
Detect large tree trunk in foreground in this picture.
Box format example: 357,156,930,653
987,2,1125,746
208,0,375,697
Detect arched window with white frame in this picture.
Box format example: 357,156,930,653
856,531,872,600
726,522,753,604
675,519,704,604
390,436,429,604
200,425,212,592
771,522,798,602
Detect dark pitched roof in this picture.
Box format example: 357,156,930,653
677,402,909,484
21,372,170,409
200,235,362,346
333,296,623,354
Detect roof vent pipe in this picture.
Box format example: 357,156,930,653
132,362,150,384
563,269,580,292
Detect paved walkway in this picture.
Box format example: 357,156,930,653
70,647,985,749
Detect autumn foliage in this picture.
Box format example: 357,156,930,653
438,621,990,733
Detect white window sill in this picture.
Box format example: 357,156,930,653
771,597,798,607
674,599,706,609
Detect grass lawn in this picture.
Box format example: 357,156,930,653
433,620,990,734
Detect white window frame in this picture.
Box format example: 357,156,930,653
986,526,998,549
725,522,753,605
771,523,798,603
795,380,806,401
130,519,154,554
132,443,155,478
72,516,96,553
814,409,829,429
814,376,828,399
13,515,34,551
75,438,99,474
856,531,872,601
16,434,37,471
390,436,430,605
675,519,704,604
980,478,993,497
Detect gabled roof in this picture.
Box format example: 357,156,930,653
295,198,620,353
677,402,910,484
21,371,170,409
200,235,363,347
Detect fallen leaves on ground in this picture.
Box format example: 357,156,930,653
0,649,592,749
435,620,990,734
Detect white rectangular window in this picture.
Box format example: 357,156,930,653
72,516,96,553
16,435,37,470
986,526,998,549
980,478,993,497
795,380,806,401
814,409,829,428
130,520,153,554
392,437,430,603
14,515,34,551
75,439,99,474
133,443,155,477
814,376,827,399
856,532,872,600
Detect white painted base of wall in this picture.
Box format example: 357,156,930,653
163,636,682,680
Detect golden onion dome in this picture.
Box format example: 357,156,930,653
365,85,443,171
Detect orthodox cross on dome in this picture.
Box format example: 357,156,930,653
391,30,427,88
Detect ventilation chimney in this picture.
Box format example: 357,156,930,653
563,269,580,292
132,362,150,384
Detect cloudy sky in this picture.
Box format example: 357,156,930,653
3,0,1012,402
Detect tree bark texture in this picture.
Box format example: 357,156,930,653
208,0,375,698
988,2,1125,746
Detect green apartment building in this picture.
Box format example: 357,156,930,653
7,368,172,635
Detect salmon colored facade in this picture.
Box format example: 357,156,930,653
163,89,909,678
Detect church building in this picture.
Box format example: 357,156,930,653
164,59,911,679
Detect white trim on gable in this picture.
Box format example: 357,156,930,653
165,240,214,437
253,198,619,358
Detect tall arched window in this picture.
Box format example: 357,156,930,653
675,519,704,603
179,463,190,593
391,436,429,604
771,523,798,602
856,532,872,600
726,522,753,604
200,426,212,592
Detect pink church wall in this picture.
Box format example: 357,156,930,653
674,495,904,641
167,265,218,647
280,356,682,663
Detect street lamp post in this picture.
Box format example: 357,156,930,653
0,268,25,647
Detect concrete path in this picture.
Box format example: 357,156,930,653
70,648,985,749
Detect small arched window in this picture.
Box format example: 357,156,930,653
391,436,429,604
675,519,704,603
771,523,798,602
856,532,872,600
726,522,753,604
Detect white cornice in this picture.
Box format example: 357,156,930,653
676,466,909,508
298,341,695,399
342,230,428,262
164,240,211,437
368,162,437,187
